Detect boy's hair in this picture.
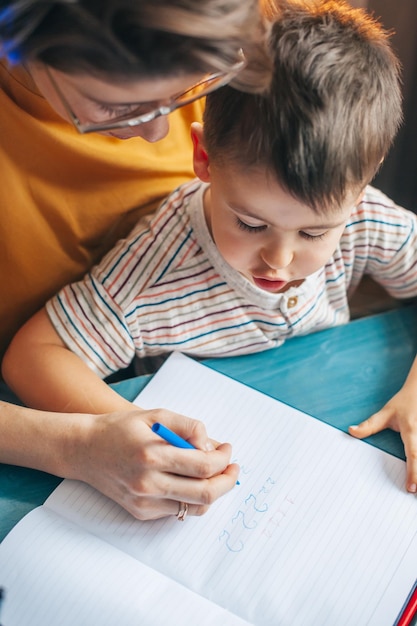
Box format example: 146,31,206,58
203,0,403,212
0,0,271,92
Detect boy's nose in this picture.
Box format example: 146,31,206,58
261,243,294,270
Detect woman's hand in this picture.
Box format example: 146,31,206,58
69,406,240,520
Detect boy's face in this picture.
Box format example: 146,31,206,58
192,125,358,294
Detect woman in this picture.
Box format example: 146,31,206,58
0,0,270,520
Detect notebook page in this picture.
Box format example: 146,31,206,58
44,353,417,626
0,506,250,626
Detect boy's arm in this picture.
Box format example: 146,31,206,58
2,308,134,413
349,356,417,494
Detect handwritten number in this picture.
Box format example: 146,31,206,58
218,530,244,553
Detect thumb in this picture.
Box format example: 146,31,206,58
348,409,390,440
401,430,417,494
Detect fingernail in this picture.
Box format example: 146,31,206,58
408,483,417,493
349,425,359,430
205,441,214,451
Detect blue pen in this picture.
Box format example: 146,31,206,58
151,422,240,484
152,422,195,449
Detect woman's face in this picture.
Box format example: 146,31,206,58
28,63,204,141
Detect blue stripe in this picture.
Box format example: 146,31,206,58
291,287,326,328
55,293,110,371
142,318,285,348
155,229,194,283
89,278,132,347
128,281,227,317
141,314,288,336
325,270,344,284
139,303,253,333
346,218,409,229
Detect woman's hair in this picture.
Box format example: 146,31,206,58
0,0,271,91
204,0,403,212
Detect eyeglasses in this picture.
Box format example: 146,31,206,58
46,53,246,134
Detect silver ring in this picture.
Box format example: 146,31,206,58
176,501,189,521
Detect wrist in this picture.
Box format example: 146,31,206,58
0,402,95,480
59,411,98,481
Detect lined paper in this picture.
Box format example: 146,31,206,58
1,353,416,625
0,506,249,625
45,354,417,624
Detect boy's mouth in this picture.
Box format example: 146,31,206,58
252,276,288,292
252,276,305,293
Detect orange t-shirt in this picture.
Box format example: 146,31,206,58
0,61,204,359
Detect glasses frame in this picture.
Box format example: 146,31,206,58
46,53,246,134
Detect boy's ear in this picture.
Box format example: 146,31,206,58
191,122,211,183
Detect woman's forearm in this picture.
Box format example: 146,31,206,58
0,400,93,477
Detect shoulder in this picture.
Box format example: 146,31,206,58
91,179,204,297
344,185,417,236
128,178,203,246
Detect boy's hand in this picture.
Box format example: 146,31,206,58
349,383,417,494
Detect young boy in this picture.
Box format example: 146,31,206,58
4,0,417,491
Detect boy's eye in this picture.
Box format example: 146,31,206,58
236,217,267,233
300,231,326,241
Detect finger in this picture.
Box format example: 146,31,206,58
145,408,215,451
127,496,210,521
127,463,239,520
402,435,417,494
152,440,234,479
348,408,391,439
157,461,240,506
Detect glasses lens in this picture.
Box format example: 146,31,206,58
174,74,230,106
77,74,227,131
97,103,163,125
90,74,226,126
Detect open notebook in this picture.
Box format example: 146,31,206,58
0,352,416,625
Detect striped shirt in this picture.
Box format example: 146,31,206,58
46,180,417,378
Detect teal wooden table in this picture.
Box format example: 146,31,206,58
1,303,416,544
